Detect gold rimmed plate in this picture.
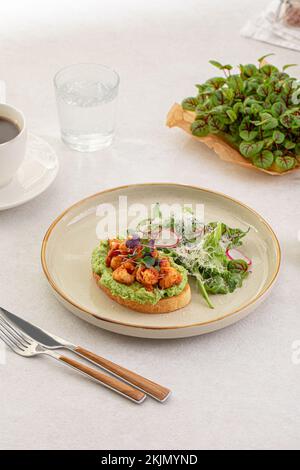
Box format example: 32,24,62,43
41,184,281,339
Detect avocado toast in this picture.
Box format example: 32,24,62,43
92,237,191,314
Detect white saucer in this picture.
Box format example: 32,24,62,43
0,134,59,211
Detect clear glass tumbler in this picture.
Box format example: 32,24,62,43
54,63,120,152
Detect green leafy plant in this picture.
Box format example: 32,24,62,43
182,57,300,172
164,222,250,309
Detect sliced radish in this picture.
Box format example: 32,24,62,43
139,227,162,240
155,232,180,248
226,248,252,266
195,226,204,235
191,227,204,240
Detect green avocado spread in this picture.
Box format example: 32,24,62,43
91,240,188,305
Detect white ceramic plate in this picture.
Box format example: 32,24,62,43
41,184,281,339
0,134,59,211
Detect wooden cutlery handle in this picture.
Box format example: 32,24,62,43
59,355,146,403
75,346,171,402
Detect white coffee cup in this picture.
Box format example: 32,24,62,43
0,82,27,188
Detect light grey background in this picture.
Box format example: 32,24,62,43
0,0,299,450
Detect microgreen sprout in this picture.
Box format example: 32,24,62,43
182,57,300,172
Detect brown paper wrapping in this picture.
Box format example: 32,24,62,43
166,103,300,176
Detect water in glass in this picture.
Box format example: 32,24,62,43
54,64,119,152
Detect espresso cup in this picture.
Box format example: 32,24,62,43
0,103,27,188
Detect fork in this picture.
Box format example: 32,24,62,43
0,316,146,404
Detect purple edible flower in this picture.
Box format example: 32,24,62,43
126,234,140,249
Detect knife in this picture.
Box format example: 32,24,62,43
0,307,171,402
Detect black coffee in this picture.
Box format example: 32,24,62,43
0,117,20,144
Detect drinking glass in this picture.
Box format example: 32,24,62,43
54,64,120,152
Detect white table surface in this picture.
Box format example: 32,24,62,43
0,0,300,451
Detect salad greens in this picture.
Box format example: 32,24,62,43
134,206,251,308
163,222,250,309
182,55,300,172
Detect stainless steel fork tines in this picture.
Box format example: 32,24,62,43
0,307,171,402
0,317,146,404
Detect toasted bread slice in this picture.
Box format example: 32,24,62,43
93,273,191,314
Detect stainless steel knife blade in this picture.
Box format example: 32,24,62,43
0,307,72,349
0,307,171,401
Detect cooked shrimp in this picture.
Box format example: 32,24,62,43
159,267,182,289
110,255,123,271
159,258,171,272
109,239,121,250
135,266,144,284
136,266,159,290
122,260,136,274
119,241,129,253
143,268,159,286
112,266,135,285
106,248,120,267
